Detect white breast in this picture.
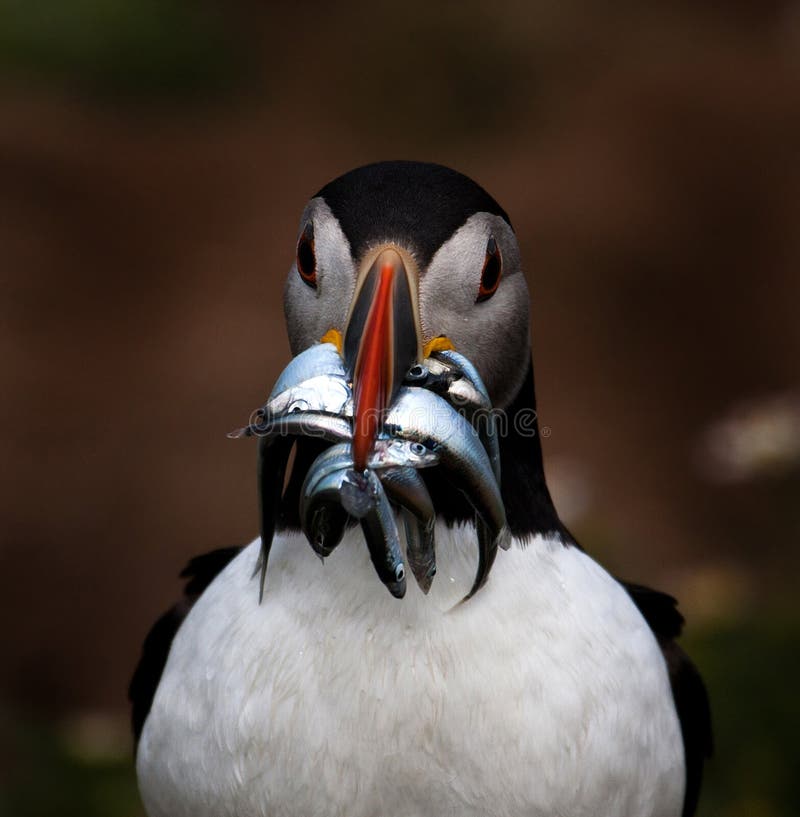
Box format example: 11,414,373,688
137,525,685,817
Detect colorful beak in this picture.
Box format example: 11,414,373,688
344,248,420,471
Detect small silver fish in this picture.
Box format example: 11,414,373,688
299,443,363,559
230,342,351,439
269,342,346,397
431,350,491,409
378,465,435,521
370,437,440,470
466,520,499,601
302,439,438,480
253,434,294,602
385,387,505,533
241,415,351,601
264,375,352,421
301,442,355,485
432,349,500,483
299,440,437,563
405,357,484,409
380,467,436,593
385,386,509,597
342,468,406,598
402,511,437,594
300,465,350,558
234,410,352,442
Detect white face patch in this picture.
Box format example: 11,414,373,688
283,198,357,356
419,213,531,408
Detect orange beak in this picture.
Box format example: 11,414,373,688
344,247,420,471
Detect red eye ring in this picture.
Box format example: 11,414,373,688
297,222,317,288
477,236,502,302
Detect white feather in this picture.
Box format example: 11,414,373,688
137,525,685,817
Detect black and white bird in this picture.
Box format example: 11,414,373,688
131,161,712,817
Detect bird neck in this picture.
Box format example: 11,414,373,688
497,361,571,544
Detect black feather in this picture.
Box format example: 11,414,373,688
128,546,242,743
623,581,713,817
498,362,573,543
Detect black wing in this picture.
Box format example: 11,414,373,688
129,547,243,743
622,581,713,817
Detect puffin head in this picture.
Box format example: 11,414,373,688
284,161,531,468
282,161,564,542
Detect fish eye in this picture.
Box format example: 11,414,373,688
406,364,427,383
395,564,405,582
476,235,502,303
296,221,317,288
410,442,426,455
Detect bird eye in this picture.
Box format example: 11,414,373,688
477,235,502,302
296,222,317,288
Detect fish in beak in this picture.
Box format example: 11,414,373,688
344,247,422,471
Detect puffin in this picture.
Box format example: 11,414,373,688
130,161,711,817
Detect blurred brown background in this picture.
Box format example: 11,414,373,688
1,2,799,815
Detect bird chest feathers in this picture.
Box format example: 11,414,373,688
137,526,685,817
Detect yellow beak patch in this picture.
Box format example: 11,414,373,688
320,328,343,353
423,336,455,357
